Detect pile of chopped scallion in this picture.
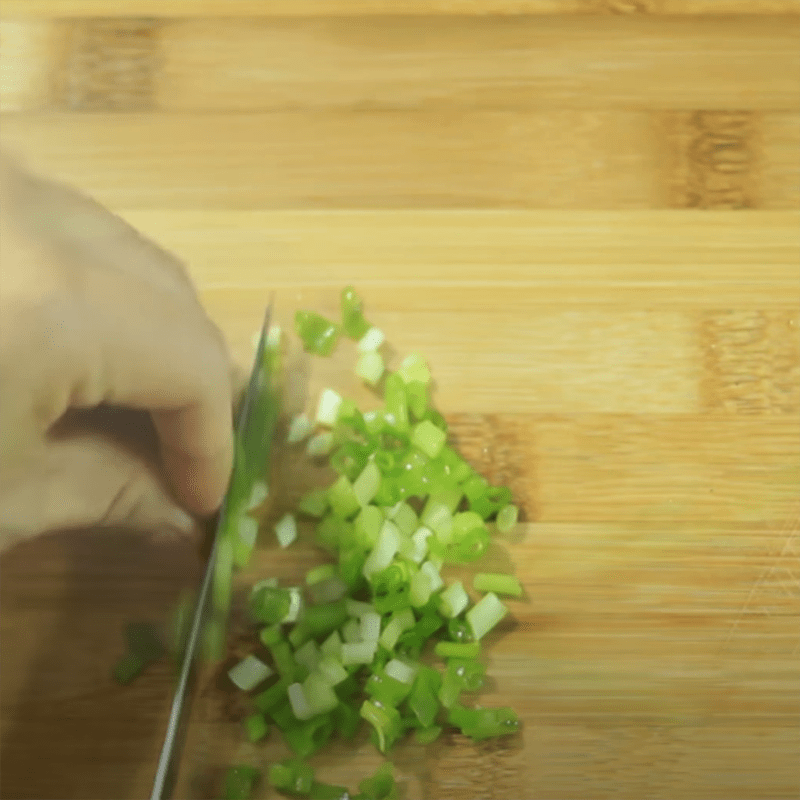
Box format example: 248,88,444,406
118,287,523,800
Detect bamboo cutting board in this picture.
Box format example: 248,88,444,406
0,3,799,799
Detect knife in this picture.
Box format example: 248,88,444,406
150,300,277,800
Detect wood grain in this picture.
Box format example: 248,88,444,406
150,17,800,112
2,0,800,17
1,2,798,800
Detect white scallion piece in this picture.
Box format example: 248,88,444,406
316,655,348,686
409,560,444,608
247,480,269,511
362,521,400,578
360,610,382,642
294,640,322,673
379,607,416,650
274,513,298,548
302,672,339,715
341,641,378,666
384,658,417,685
357,327,385,352
466,592,509,640
353,461,381,507
341,618,362,643
408,526,433,563
288,682,314,721
439,580,469,618
287,413,314,444
306,431,334,457
355,351,385,387
316,388,343,427
397,352,431,384
284,587,303,624
238,515,259,549
228,655,273,692
346,598,374,618
266,324,282,350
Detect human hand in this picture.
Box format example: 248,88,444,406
0,149,237,552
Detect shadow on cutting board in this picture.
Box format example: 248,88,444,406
0,528,201,800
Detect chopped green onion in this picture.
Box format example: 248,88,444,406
434,640,480,659
415,725,442,744
316,655,348,686
228,655,273,691
495,503,519,532
360,700,403,754
222,765,260,800
379,608,415,650
254,678,291,713
358,326,385,352
249,585,290,625
411,419,446,459
383,373,409,432
387,502,418,535
307,573,347,605
288,413,314,444
404,526,432,564
295,310,340,356
320,630,343,658
341,641,378,665
362,521,400,578
266,325,282,352
353,461,381,506
420,500,453,544
286,587,304,624
341,618,362,643
288,681,314,721
466,592,508,640
310,781,351,800
274,512,298,548
306,563,336,585
299,488,330,517
303,671,339,716
358,761,395,799
438,581,469,618
409,561,443,607
259,624,282,648
294,640,322,674
284,714,334,758
448,704,520,741
112,651,146,685
243,713,269,743
346,598,374,618
307,431,334,457
355,505,384,548
317,388,343,427
341,285,371,340
397,353,431,385
246,480,268,511
269,758,314,795
327,475,361,519
384,658,418,685
473,573,523,598
407,666,441,728
356,351,385,387
360,610,382,642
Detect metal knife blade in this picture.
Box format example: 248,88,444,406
150,300,276,800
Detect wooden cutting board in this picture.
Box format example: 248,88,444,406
1,3,798,799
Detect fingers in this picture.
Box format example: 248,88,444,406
0,432,198,547
77,280,235,516
1,154,237,519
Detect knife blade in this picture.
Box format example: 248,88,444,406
150,299,276,800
